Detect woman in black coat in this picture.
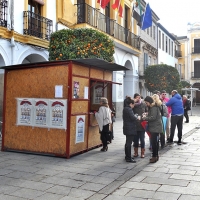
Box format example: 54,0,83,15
123,97,138,163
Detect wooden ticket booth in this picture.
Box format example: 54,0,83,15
1,59,127,158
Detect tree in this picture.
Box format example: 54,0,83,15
178,80,191,95
48,28,115,62
144,64,180,93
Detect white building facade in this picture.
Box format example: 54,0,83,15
157,23,181,70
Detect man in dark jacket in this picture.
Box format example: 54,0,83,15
166,90,184,145
133,93,147,158
123,97,138,163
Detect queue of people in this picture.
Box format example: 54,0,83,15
95,90,191,164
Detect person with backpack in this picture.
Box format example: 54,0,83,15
183,95,191,123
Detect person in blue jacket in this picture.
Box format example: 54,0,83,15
166,90,184,145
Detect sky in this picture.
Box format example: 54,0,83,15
148,0,200,36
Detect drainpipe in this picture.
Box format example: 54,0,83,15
10,0,15,65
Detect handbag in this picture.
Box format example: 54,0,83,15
159,105,167,134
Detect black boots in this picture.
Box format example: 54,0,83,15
125,145,136,163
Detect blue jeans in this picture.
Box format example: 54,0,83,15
134,131,145,148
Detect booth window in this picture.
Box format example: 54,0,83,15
93,82,107,104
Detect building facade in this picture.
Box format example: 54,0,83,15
0,0,143,117
178,22,200,103
157,23,181,70
137,0,159,97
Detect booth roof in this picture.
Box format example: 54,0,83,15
0,58,129,71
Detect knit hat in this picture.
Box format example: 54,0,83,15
144,96,154,104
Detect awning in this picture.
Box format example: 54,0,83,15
0,58,129,72
71,58,129,71
33,0,44,5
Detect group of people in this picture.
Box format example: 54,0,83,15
94,90,192,164
123,90,191,163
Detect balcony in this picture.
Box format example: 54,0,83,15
192,47,200,54
23,11,53,40
76,3,140,50
0,0,7,28
175,50,182,57
191,72,200,79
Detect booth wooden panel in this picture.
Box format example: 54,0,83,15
72,64,89,77
71,101,88,114
90,68,104,79
4,66,68,155
88,126,101,148
104,71,112,81
69,115,88,154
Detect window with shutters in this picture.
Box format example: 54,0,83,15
153,26,155,40
194,61,200,78
162,33,164,51
158,30,161,49
144,53,148,69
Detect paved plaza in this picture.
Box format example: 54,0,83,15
0,106,200,199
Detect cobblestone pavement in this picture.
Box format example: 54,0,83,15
0,106,200,199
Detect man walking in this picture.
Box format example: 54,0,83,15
166,90,184,145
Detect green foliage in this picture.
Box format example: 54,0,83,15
178,81,191,95
179,80,191,88
48,28,115,62
144,64,180,93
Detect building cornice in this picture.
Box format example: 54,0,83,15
141,38,158,56
0,28,49,48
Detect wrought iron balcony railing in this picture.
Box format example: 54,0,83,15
192,47,200,54
191,72,200,79
175,50,182,57
77,3,140,50
23,11,53,40
0,0,7,28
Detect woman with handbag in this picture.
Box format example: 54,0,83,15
152,94,168,149
95,97,112,152
142,96,163,163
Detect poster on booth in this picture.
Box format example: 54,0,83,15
73,81,80,99
16,98,33,126
75,115,85,143
49,99,67,129
33,99,49,127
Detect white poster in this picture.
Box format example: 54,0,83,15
16,98,33,126
75,115,85,143
49,99,67,129
55,85,63,98
84,86,89,99
33,99,49,127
